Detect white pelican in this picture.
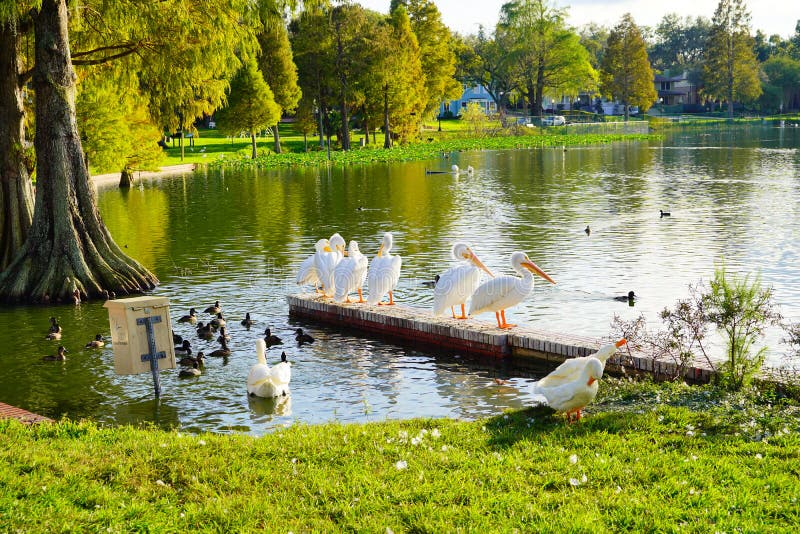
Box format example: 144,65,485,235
367,232,402,305
247,339,291,398
315,233,346,297
469,251,555,329
433,243,494,319
334,240,368,303
532,357,604,423
296,239,330,292
536,339,627,389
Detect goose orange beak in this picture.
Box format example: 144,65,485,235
522,260,556,284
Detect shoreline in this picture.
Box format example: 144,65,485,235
91,163,198,188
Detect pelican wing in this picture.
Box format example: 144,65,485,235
296,254,318,286
469,275,523,315
316,251,342,296
333,257,360,302
536,359,589,388
534,377,598,413
433,264,482,316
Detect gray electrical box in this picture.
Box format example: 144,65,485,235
103,296,176,375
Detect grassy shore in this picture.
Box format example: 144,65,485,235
160,120,654,171
2,379,798,532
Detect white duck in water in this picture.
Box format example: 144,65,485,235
367,232,402,305
535,339,627,388
532,357,604,423
247,339,291,398
315,233,346,297
334,240,369,303
469,251,555,329
296,239,330,292
433,242,493,319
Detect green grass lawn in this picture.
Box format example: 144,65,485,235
2,379,798,532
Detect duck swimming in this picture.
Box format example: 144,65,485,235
217,326,231,343
613,291,636,303
175,340,192,356
264,328,283,347
241,313,255,327
209,339,231,358
203,300,221,314
421,274,440,288
42,346,68,361
660,210,671,218
210,312,226,329
196,322,213,339
178,361,202,378
295,328,314,344
85,334,105,348
46,317,62,340
178,308,197,323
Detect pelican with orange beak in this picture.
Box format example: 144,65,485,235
367,232,402,305
468,251,555,329
532,357,604,422
433,243,494,319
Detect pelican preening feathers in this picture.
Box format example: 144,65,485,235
367,232,402,306
433,243,493,319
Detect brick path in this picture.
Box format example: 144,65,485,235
0,402,52,424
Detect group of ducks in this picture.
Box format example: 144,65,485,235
42,317,104,361
296,233,557,330
173,301,307,397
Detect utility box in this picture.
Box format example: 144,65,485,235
103,296,176,375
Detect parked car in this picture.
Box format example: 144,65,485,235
541,115,566,126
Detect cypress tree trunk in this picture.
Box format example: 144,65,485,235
119,168,133,188
0,0,157,303
272,123,282,154
0,21,35,271
383,87,391,149
250,132,257,159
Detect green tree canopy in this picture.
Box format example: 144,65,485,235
600,13,658,120
258,22,302,154
216,58,282,159
703,0,762,118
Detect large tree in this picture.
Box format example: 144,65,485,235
459,28,517,119
215,58,282,159
392,0,461,118
498,0,597,117
703,0,762,118
600,13,658,120
0,0,254,302
258,22,302,154
649,14,711,72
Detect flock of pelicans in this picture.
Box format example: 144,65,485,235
294,230,629,421
38,227,639,422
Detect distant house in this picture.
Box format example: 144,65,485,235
654,70,699,107
439,84,497,117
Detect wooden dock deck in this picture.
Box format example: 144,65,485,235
0,402,52,424
287,293,716,383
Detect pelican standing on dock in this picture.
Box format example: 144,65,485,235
296,239,330,292
433,243,494,319
469,251,555,329
334,240,369,303
316,233,346,297
367,232,402,305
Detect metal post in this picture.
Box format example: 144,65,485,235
137,316,166,398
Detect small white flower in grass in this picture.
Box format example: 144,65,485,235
198,440,206,446
691,455,698,461
482,426,487,432
95,504,101,509
686,430,695,436
180,513,185,518
395,460,408,470
399,431,408,439
686,424,695,431
494,452,502,461
569,454,578,465
689,488,696,495
615,486,622,494
569,478,581,487
160,443,167,448
755,453,763,459
431,428,441,438
581,474,587,483
503,415,509,420
411,437,421,446
441,445,448,452
156,480,166,486
386,528,395,534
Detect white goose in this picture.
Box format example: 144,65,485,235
536,339,627,389
296,239,330,291
367,232,402,305
533,357,604,422
247,339,292,398
433,242,493,319
469,251,555,329
333,240,369,303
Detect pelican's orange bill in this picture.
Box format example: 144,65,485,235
615,338,627,348
522,260,556,284
469,252,495,278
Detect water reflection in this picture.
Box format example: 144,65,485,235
1,126,798,434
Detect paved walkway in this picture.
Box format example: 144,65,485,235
0,402,52,424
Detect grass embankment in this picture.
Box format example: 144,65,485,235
161,120,654,171
2,380,798,532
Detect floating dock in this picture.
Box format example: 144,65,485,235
287,293,716,383
0,402,52,424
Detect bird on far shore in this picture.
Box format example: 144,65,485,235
613,291,636,303
660,210,671,218
585,226,591,236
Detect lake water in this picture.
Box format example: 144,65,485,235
1,125,798,433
